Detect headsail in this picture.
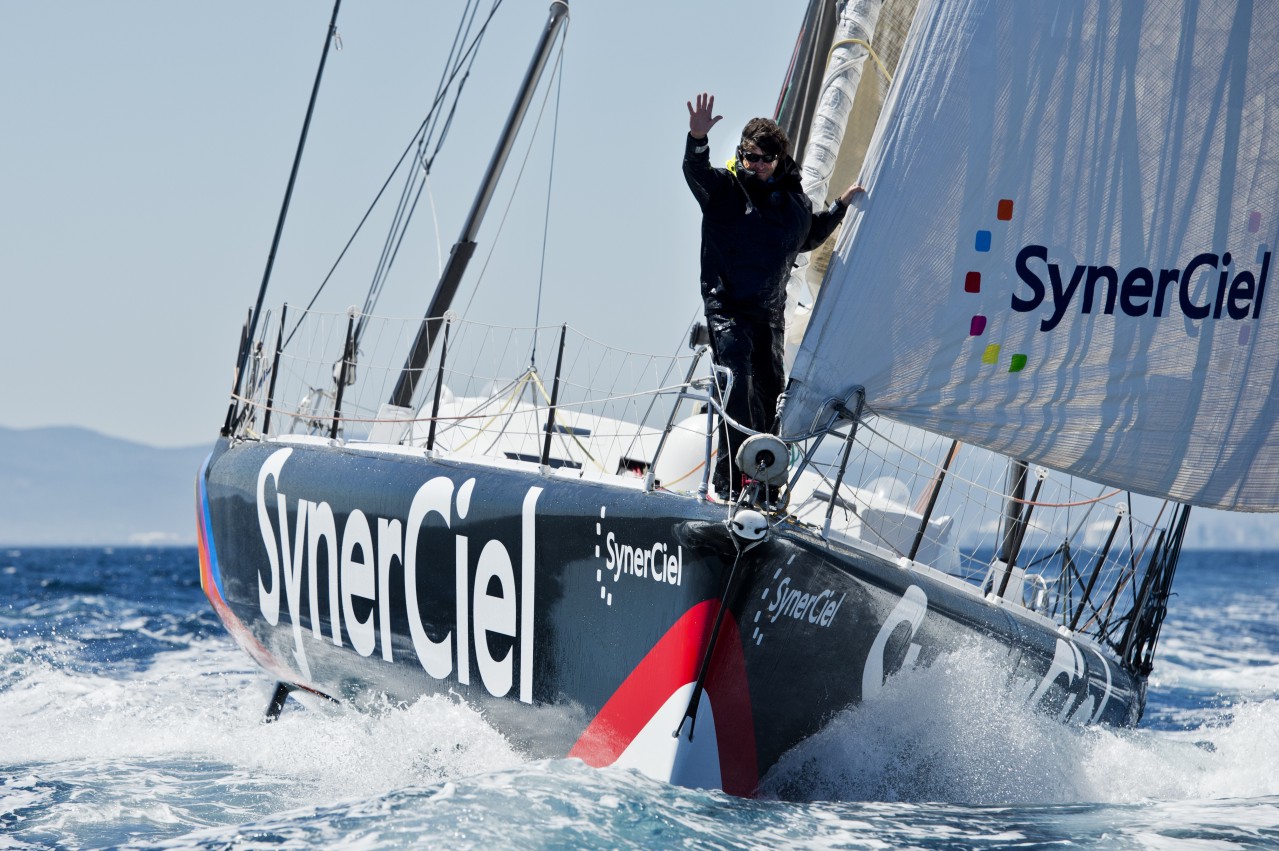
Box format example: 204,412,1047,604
780,0,1279,512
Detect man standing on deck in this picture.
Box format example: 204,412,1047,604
684,92,862,500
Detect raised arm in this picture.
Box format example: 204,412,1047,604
683,92,731,209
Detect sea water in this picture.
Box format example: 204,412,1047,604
1,547,1277,849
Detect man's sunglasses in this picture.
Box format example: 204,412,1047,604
738,148,778,164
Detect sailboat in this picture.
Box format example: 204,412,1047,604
197,0,1279,797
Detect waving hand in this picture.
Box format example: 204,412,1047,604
687,93,722,139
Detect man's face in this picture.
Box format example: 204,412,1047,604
739,140,778,181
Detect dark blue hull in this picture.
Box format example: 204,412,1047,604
197,436,1143,796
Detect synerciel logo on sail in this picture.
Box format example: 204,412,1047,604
962,198,1270,371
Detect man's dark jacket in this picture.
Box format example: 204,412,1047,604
683,132,847,322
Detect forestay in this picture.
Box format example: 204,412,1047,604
780,0,1279,512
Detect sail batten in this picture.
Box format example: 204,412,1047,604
781,0,1279,512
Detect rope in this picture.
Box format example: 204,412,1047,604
1005,490,1124,509
279,0,507,352
827,37,893,84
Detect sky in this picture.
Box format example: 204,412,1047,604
4,2,1274,550
2,0,803,449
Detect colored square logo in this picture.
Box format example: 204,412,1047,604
1009,354,1027,372
1249,211,1262,233
970,315,987,336
981,344,1000,364
965,271,981,293
975,230,992,252
997,199,1014,221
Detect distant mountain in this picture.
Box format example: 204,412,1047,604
0,426,1274,548
0,426,212,546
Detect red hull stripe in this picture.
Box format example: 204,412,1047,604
569,599,759,796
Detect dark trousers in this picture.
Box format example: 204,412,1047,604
706,312,784,495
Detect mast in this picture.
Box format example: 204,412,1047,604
390,0,570,410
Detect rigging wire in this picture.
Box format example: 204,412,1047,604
229,0,343,434
456,26,568,326
422,1,485,172
529,45,564,367
403,0,477,282
358,175,431,340
278,0,507,353
356,0,497,341
423,0,484,163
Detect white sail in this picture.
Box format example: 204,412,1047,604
780,0,1279,512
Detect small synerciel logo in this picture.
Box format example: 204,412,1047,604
591,505,684,607
746,555,846,647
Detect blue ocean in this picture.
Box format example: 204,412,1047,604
2,547,1277,849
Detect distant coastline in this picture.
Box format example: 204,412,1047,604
0,425,1274,549
0,425,208,547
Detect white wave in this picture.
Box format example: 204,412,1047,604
1151,603,1279,698
761,642,1279,805
2,633,527,844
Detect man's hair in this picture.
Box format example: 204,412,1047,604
739,117,789,156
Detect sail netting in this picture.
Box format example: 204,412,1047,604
780,0,1279,512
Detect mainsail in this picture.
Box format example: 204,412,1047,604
780,0,1279,512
